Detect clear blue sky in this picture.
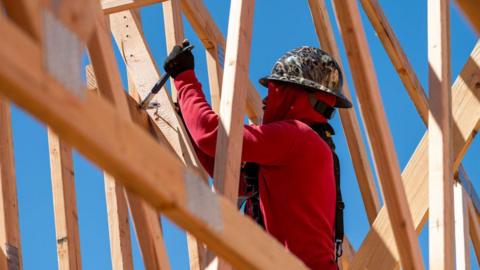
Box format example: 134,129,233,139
9,0,479,269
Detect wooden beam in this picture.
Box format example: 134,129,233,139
349,41,480,270
162,0,184,103
181,0,263,124
454,181,471,270
0,16,308,269
214,0,254,201
0,98,22,270
455,0,480,34
359,0,429,123
48,130,82,270
102,0,166,14
468,198,480,265
331,1,424,269
428,0,454,268
308,0,381,225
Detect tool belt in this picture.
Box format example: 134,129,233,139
239,122,344,262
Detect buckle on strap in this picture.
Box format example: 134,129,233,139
335,239,343,262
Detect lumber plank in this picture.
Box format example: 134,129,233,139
180,0,263,124
48,130,82,270
308,0,381,225
0,98,22,270
428,0,454,268
102,0,166,14
454,181,471,270
349,41,480,270
359,0,429,123
468,198,480,265
331,1,424,269
213,2,255,269
213,0,255,201
0,16,308,269
455,0,480,34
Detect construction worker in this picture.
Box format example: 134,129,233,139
164,45,352,270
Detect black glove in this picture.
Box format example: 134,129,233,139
163,44,194,78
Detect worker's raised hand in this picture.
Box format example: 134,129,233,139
163,40,195,78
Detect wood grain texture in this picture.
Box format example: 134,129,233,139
0,16,308,269
332,1,424,269
428,0,454,268
308,0,381,225
48,130,82,270
0,98,22,270
350,41,480,270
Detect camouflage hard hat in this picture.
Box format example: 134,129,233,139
259,46,352,108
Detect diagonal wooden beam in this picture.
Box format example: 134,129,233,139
102,0,166,14
0,15,308,269
181,0,263,124
308,0,381,225
48,130,82,270
350,41,480,270
428,0,454,268
455,0,480,34
331,1,424,269
359,0,429,124
0,97,22,270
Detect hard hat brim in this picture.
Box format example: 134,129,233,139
259,75,353,109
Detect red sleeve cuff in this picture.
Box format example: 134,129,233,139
174,69,197,90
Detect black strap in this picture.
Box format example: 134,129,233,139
310,123,344,262
309,94,336,119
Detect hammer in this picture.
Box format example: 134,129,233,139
139,40,194,109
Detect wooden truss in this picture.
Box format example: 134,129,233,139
0,0,478,269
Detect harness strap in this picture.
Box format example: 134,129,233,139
310,123,344,262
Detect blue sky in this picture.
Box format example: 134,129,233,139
8,0,479,269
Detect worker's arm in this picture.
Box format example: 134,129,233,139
175,70,299,166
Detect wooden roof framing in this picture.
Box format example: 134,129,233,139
0,0,478,269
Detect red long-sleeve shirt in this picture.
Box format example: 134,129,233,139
175,70,337,269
